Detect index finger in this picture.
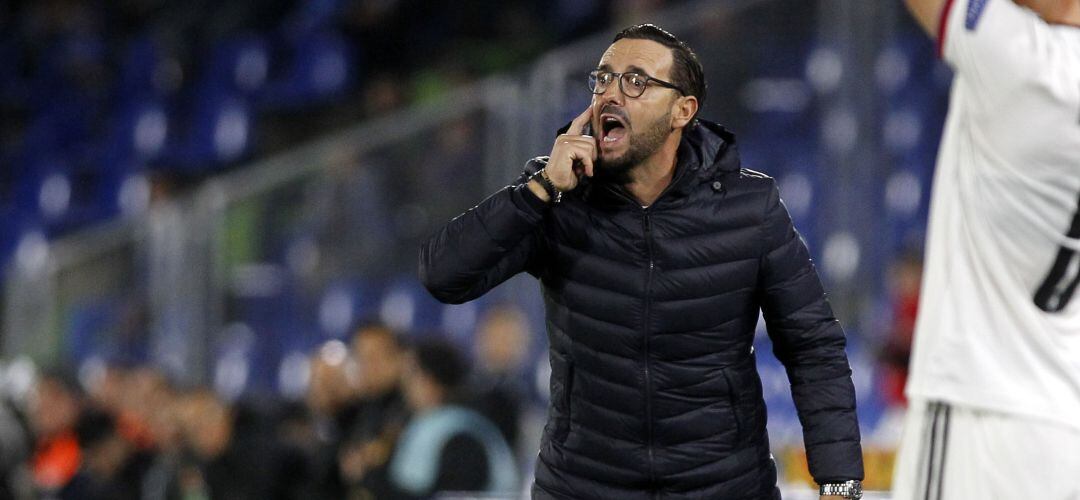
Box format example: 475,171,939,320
569,103,595,136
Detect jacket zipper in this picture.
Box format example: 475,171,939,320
605,179,690,489
642,210,656,485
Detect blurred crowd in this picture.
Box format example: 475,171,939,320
0,304,538,500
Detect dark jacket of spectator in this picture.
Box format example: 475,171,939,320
386,339,517,498
387,405,516,497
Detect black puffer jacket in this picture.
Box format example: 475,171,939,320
420,120,863,499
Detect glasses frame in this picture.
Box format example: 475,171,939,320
587,70,686,98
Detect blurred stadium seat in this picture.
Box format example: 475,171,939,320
317,279,381,339
202,35,272,98
100,99,170,169
257,31,356,111
116,35,177,101
161,93,253,172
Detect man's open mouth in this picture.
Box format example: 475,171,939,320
600,114,628,144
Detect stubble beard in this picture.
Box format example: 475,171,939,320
595,110,673,185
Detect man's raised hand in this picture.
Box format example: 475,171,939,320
545,104,598,191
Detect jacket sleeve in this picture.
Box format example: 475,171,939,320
419,160,550,304
757,181,863,484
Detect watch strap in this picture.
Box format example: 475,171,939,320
819,480,862,499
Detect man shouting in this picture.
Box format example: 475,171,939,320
420,24,864,500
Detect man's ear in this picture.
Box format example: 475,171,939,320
671,95,699,129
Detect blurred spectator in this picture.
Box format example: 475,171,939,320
387,339,517,498
83,361,156,452
139,373,185,500
307,341,357,428
878,251,922,407
121,366,169,450
175,388,310,499
337,322,409,498
61,406,151,500
469,304,531,455
301,340,358,498
0,386,32,499
346,322,409,439
29,369,84,495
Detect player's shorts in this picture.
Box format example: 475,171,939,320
891,398,1080,500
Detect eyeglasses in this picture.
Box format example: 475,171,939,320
587,70,685,98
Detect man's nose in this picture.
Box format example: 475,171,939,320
598,79,625,105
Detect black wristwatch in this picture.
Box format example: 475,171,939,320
819,480,862,499
529,167,562,204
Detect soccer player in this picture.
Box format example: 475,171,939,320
894,0,1080,498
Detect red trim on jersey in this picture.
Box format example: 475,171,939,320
937,0,959,59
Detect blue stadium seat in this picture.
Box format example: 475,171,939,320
66,296,152,366
0,150,15,202
550,0,604,40
201,35,272,98
280,0,346,39
756,38,816,80
257,31,356,111
13,157,75,232
0,38,27,107
26,35,108,113
318,279,382,339
214,322,259,399
117,35,180,100
0,205,26,272
226,270,310,393
379,276,446,337
880,32,951,119
159,93,253,173
21,95,96,162
441,299,484,345
97,99,170,170
10,151,149,235
89,171,152,221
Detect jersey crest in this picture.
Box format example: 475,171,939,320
965,0,990,31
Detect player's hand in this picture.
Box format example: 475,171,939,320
545,104,598,192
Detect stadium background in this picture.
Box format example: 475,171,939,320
0,0,947,497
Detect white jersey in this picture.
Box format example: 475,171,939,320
906,0,1080,431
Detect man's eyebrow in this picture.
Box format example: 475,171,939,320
596,64,656,76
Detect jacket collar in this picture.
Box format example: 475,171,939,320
555,118,740,207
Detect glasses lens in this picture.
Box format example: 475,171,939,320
588,71,600,94
622,74,647,97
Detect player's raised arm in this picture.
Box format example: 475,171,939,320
904,0,948,37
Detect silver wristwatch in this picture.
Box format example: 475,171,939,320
819,480,862,499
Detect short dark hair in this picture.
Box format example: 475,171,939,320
352,320,405,349
413,339,469,391
75,407,118,450
613,24,706,121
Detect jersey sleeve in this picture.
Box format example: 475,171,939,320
941,0,1055,91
